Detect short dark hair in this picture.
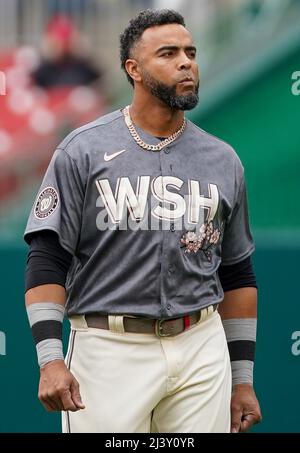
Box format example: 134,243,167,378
120,9,185,86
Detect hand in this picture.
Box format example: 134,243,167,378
38,360,85,412
230,383,262,433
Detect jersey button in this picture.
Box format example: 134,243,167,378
167,304,171,310
164,147,170,154
170,223,175,232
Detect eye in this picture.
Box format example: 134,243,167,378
161,51,174,57
188,50,196,58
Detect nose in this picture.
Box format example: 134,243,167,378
178,52,192,70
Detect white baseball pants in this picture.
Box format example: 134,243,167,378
62,308,231,433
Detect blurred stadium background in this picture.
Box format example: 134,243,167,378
0,0,299,433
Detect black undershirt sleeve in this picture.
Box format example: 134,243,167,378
218,256,257,292
25,230,73,292
25,231,257,294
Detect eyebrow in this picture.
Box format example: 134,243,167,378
155,45,197,54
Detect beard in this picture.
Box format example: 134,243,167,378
141,68,199,111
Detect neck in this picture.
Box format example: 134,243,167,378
129,94,185,138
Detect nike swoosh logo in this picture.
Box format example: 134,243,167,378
104,149,126,161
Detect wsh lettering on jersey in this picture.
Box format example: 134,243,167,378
95,176,219,231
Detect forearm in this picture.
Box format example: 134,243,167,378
219,287,257,319
219,287,257,387
25,287,84,413
25,231,73,368
25,284,67,368
25,283,66,307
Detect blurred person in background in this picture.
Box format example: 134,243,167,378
32,15,102,89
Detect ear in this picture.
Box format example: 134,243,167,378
125,59,142,84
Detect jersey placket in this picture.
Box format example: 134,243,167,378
158,145,175,318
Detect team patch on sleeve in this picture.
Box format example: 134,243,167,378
34,187,59,219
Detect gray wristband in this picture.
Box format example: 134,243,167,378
222,318,256,386
26,302,65,368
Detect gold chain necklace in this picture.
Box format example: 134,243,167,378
122,105,187,151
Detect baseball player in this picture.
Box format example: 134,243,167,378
24,9,262,433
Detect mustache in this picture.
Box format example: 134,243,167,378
178,74,195,83
176,80,200,94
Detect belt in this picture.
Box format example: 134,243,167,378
85,304,218,338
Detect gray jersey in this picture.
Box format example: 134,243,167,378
24,108,254,319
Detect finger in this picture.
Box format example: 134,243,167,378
70,379,85,409
61,389,79,412
231,408,242,433
47,394,64,411
241,412,262,432
39,395,57,412
240,414,257,432
42,401,56,412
